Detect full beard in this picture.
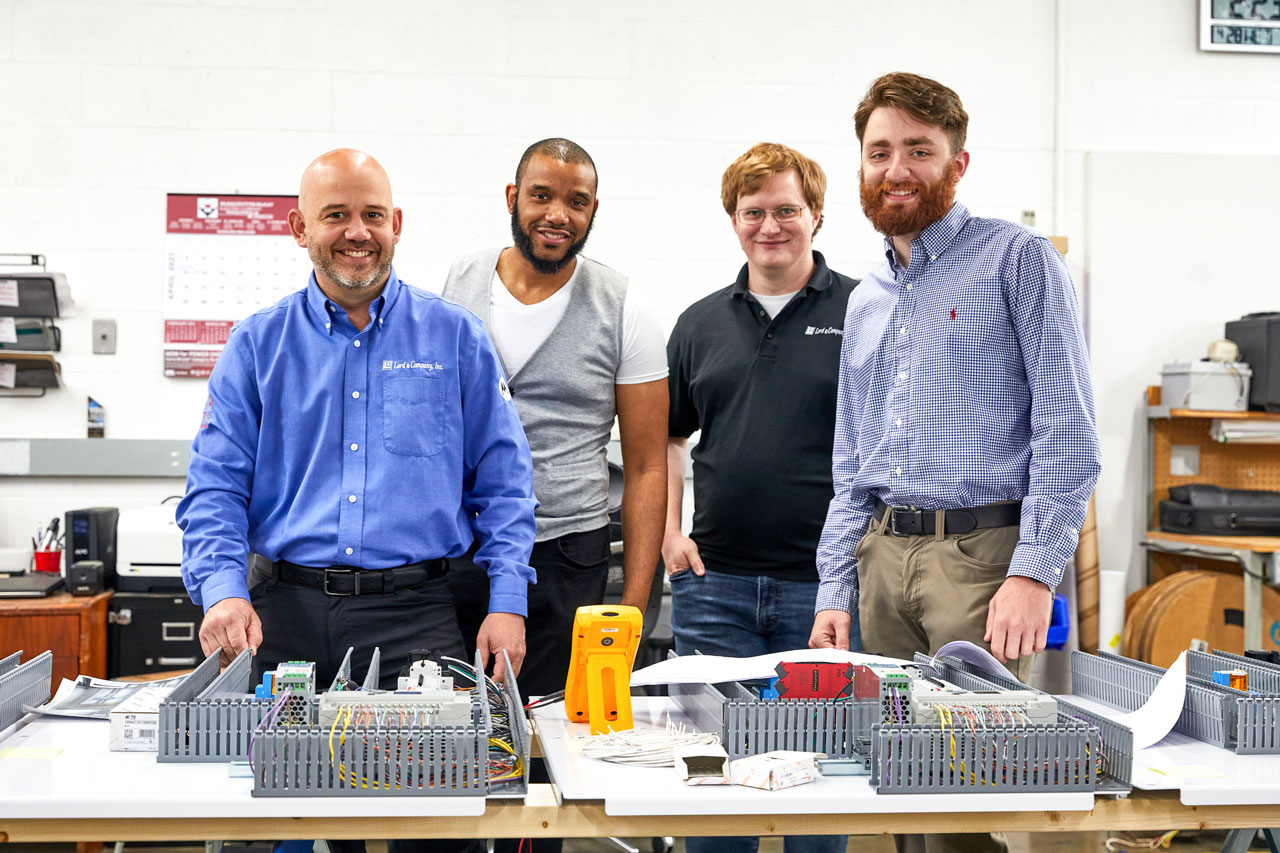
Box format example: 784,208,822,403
310,244,392,293
510,201,594,276
860,161,958,237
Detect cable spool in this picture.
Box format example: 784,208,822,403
1122,571,1280,668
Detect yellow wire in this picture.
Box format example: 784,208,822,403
328,702,343,771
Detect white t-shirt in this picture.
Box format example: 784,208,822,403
749,289,799,319
488,265,668,383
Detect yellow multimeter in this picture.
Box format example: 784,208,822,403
564,604,643,734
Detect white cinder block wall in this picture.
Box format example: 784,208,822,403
0,0,1277,601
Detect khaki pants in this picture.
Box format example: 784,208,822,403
857,510,1033,853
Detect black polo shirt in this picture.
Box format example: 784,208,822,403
667,251,858,581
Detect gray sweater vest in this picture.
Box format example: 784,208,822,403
443,249,626,541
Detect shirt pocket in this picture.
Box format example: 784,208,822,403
383,373,446,457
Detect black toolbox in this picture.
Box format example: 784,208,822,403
107,592,204,678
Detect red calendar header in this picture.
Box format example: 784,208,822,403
166,194,297,236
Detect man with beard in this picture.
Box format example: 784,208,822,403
442,138,667,724
809,74,1099,853
179,148,536,724
665,142,858,853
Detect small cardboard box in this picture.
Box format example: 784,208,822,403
730,750,820,791
674,742,731,786
107,685,174,752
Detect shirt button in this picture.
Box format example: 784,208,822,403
905,283,913,291
899,327,907,335
325,323,331,329
345,547,353,556
896,418,902,427
929,255,937,262
354,340,361,348
350,443,358,451
348,495,357,503
895,467,903,476
766,332,774,339
898,371,907,380
759,310,766,317
351,391,360,399
1070,528,1079,536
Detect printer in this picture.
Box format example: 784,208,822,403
116,504,184,592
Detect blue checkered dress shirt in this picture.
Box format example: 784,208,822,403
815,203,1100,614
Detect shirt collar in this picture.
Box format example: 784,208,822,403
882,202,971,270
305,266,401,335
730,250,833,300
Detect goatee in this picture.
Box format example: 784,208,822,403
511,199,594,276
860,161,958,237
310,245,391,293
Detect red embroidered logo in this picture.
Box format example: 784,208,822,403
950,308,957,320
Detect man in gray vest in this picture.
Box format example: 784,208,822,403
443,138,668,716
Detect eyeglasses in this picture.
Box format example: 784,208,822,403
735,204,808,225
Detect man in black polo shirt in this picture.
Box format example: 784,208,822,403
663,142,859,853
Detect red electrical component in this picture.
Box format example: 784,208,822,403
773,661,853,700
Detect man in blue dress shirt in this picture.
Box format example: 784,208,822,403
811,72,1099,693
809,72,1100,851
178,149,537,694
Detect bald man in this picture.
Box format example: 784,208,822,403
177,149,537,690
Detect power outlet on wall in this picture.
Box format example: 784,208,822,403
92,319,117,354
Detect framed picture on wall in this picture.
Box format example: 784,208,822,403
1201,0,1280,52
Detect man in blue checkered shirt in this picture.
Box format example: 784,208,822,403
809,72,1100,697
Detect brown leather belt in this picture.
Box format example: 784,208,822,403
874,501,1021,536
275,558,447,596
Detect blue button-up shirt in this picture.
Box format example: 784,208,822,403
178,268,537,616
815,203,1100,613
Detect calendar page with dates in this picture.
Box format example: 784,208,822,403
163,194,311,377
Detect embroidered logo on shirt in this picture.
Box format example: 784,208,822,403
381,360,444,370
804,326,842,336
199,396,213,429
499,376,512,401
950,309,957,320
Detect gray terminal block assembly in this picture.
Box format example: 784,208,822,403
909,685,1058,726
317,658,472,729
876,668,913,724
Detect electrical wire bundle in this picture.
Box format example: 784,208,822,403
249,688,299,779
442,655,525,784
1104,831,1178,851
575,722,720,767
249,655,526,793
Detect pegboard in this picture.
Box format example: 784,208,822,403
1150,414,1280,528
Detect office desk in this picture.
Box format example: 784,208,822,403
0,702,1277,843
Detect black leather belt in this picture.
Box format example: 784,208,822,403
874,501,1021,536
275,558,447,596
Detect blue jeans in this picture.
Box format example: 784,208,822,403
671,569,861,657
671,569,859,853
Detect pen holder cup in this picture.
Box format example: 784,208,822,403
33,550,62,573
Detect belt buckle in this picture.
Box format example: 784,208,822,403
889,505,922,536
323,569,358,596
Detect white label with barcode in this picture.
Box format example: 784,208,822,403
0,281,16,308
123,716,158,750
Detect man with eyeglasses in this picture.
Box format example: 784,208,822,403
664,142,859,853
